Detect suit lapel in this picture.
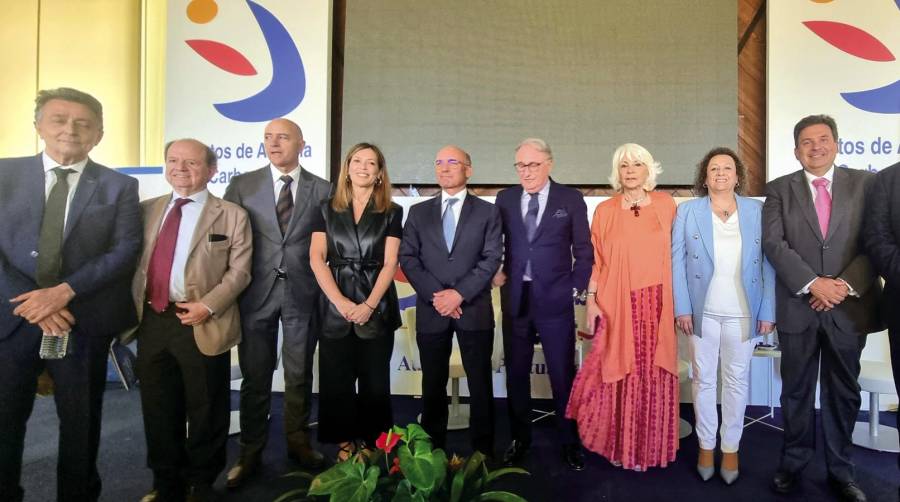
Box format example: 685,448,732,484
141,196,170,271
508,185,528,238
63,161,99,241
825,167,849,244
429,195,448,253
789,171,824,243
187,196,223,256
693,198,714,261
285,168,314,238
246,167,282,243
736,196,754,272
24,157,45,244
450,193,475,253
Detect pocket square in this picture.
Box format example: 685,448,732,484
208,233,227,242
552,209,568,218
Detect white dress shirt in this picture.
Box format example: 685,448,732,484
159,189,209,302
270,164,300,202
704,211,750,317
42,152,88,228
441,189,466,223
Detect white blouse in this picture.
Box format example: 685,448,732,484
703,211,751,317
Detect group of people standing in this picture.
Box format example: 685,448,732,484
0,87,897,502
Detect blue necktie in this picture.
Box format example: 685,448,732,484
524,192,539,278
443,198,458,252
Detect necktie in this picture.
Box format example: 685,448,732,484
442,198,458,252
146,198,192,313
276,175,294,236
812,177,831,238
524,192,539,278
36,167,76,287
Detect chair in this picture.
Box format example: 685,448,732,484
228,346,242,435
852,360,898,452
677,359,693,439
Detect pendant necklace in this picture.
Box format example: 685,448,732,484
624,191,647,217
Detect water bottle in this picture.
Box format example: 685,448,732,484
39,330,70,359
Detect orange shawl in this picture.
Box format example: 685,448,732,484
590,191,677,383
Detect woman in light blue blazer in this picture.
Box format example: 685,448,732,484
672,147,776,485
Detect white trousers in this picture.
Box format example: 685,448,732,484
690,314,755,452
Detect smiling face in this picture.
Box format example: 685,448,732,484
35,99,103,165
434,146,472,194
264,119,304,173
348,148,381,189
617,155,650,191
705,154,738,194
794,123,837,177
165,140,217,196
514,144,552,193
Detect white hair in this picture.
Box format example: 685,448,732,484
608,143,662,191
515,137,553,159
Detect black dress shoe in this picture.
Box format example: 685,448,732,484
828,478,867,502
772,470,799,494
226,453,260,489
562,444,585,471
502,440,530,466
186,483,219,502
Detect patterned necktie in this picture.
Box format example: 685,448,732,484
812,177,831,238
442,198,458,252
146,198,192,313
36,167,76,287
276,175,294,236
524,192,539,278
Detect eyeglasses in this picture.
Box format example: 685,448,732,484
434,159,469,168
513,160,548,173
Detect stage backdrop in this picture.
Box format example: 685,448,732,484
149,0,332,199
767,0,900,180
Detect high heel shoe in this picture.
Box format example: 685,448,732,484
697,448,714,481
720,451,739,485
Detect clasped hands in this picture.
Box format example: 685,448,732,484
432,289,463,319
808,276,849,312
336,298,376,325
674,315,774,337
10,283,76,335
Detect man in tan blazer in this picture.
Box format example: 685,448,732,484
127,138,252,502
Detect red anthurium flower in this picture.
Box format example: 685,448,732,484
389,456,402,475
375,430,402,453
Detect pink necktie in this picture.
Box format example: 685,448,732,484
812,177,831,238
146,198,192,313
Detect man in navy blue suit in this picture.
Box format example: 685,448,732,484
400,145,503,456
493,138,593,471
0,88,141,502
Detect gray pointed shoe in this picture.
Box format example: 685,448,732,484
720,451,739,485
697,448,715,481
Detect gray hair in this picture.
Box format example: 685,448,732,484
608,143,662,191
515,138,553,159
34,88,103,130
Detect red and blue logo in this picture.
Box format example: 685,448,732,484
184,0,306,122
801,0,900,114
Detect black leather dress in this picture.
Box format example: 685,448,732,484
315,199,403,339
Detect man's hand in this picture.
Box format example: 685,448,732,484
37,308,76,334
676,315,694,336
11,283,75,324
175,302,212,326
433,289,464,317
491,270,507,288
808,277,848,309
758,320,775,335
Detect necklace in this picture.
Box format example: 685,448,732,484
623,191,647,217
710,198,736,219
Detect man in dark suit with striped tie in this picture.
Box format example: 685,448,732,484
223,119,332,487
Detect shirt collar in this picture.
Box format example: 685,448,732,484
522,179,551,198
42,151,89,174
804,165,835,186
270,164,301,184
170,188,209,206
441,189,467,206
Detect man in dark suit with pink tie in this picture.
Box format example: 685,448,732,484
493,138,593,471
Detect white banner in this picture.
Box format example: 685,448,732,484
767,0,900,180
154,0,332,199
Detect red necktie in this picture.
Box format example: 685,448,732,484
146,198,192,313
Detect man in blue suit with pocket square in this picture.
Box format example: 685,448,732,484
0,88,142,502
493,138,593,471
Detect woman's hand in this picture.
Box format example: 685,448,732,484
758,320,775,335
676,315,694,336
349,303,374,325
335,297,357,321
585,301,603,334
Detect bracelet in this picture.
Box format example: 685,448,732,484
363,302,376,311
586,291,596,297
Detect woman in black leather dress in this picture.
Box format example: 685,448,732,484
309,143,403,460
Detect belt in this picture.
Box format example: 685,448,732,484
274,268,287,280
329,258,381,272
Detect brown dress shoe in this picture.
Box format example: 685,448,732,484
287,432,325,469
226,453,260,489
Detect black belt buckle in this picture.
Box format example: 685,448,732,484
274,268,287,280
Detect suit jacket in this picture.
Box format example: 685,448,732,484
127,193,252,356
672,195,776,337
863,161,900,327
0,155,141,339
223,166,332,314
495,181,593,319
762,167,882,335
399,193,503,333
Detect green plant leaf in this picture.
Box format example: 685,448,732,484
484,467,529,484
403,423,432,445
429,447,448,491
271,487,309,502
397,443,436,492
282,470,316,481
308,462,352,495
449,465,467,502
473,491,529,502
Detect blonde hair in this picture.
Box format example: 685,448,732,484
608,143,662,191
332,143,393,212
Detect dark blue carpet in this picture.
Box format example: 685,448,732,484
19,385,900,501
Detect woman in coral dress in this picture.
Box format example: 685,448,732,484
566,143,679,471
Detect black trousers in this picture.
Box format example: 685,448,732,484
417,324,495,454
0,324,110,502
778,316,867,483
237,281,318,456
317,331,394,446
136,307,229,500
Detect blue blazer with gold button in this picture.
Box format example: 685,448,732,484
671,195,775,337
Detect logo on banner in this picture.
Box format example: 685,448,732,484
801,0,900,114
184,0,306,122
